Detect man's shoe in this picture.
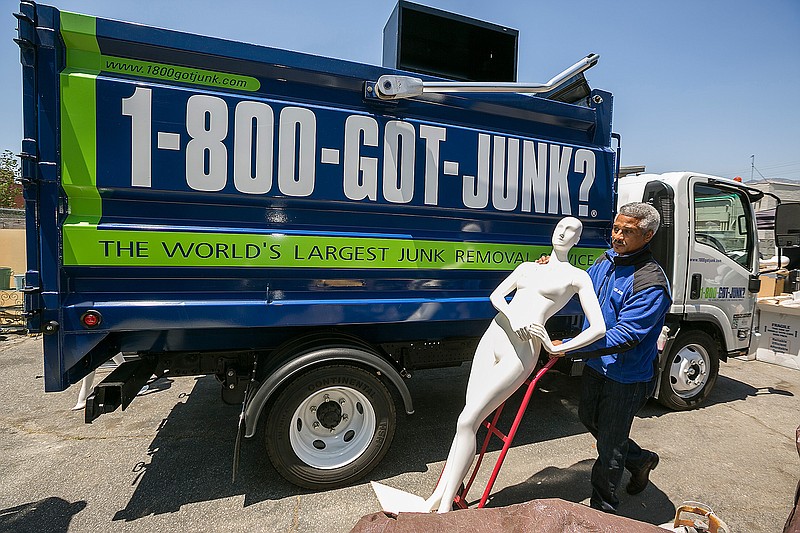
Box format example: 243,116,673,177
626,452,659,495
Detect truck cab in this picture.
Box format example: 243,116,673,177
618,172,763,409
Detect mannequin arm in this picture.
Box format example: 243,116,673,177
530,271,606,354
567,285,671,358
488,265,528,335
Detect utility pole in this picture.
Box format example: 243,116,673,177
750,154,754,182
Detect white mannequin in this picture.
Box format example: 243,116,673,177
72,353,125,410
372,217,606,514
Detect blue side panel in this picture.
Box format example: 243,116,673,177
23,2,617,391
18,3,66,389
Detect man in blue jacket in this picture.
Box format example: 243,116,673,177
551,202,672,514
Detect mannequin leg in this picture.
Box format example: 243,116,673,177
72,370,96,411
424,330,499,510
72,353,126,410
426,321,539,512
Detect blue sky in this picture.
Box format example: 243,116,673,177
2,0,799,180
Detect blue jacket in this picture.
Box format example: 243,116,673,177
571,246,672,383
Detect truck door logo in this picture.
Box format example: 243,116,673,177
699,286,746,300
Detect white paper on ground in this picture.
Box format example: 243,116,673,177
370,481,429,515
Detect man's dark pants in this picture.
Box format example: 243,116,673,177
579,365,655,512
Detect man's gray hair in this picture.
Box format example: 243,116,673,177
619,202,660,234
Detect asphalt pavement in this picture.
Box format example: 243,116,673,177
0,333,798,532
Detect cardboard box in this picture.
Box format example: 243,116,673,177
755,299,800,370
759,273,786,298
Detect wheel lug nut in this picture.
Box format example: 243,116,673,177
313,421,320,428
342,414,348,420
339,398,346,404
323,394,330,402
310,405,316,412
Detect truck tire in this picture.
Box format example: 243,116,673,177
264,364,396,489
658,330,719,411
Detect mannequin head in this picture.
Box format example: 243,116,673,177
552,217,583,254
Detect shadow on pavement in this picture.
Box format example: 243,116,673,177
136,376,175,397
0,497,87,533
111,375,307,522
639,372,795,420
111,364,593,521
111,360,781,521
486,459,676,526
371,364,590,481
707,373,795,405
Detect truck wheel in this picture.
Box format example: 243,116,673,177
264,364,396,490
658,330,719,411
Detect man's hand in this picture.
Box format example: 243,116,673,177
536,254,550,265
548,339,565,358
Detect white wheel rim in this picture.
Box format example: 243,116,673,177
289,386,376,469
669,343,710,398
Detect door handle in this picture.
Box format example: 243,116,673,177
690,273,702,299
748,274,761,293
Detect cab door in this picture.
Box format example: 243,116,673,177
685,178,759,354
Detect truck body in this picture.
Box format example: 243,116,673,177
17,1,615,488
17,2,785,489
617,172,765,409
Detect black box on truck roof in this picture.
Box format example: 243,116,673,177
382,0,519,82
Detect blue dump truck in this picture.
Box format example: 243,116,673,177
17,1,624,489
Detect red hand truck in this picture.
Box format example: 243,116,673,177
452,356,560,510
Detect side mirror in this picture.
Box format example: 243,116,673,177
775,203,800,248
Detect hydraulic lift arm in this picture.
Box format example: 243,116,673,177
373,53,599,100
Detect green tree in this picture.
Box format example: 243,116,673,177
0,150,22,208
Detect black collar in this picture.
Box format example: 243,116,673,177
609,246,653,267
